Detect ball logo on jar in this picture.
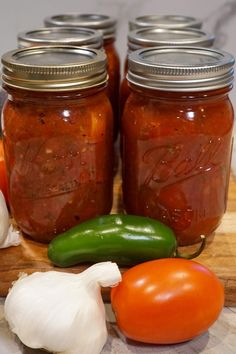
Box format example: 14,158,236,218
136,135,232,234
142,137,223,187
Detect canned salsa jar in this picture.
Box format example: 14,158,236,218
45,13,120,138
120,27,215,114
2,46,113,243
122,47,234,246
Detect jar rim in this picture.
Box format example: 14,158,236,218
128,28,215,51
1,45,108,91
17,27,103,50
129,15,202,31
44,13,117,40
127,46,234,92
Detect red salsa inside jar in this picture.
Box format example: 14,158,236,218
2,46,113,242
104,39,120,136
122,47,234,246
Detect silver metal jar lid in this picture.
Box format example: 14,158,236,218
44,14,116,40
127,47,234,92
1,46,108,91
129,15,202,31
17,27,103,49
128,28,214,51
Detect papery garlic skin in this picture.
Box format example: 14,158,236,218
0,191,20,249
4,262,121,354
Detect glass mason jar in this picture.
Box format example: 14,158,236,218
2,46,113,243
129,15,202,31
44,14,120,139
120,28,215,115
122,47,234,246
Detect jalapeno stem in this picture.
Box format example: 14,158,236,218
175,235,206,259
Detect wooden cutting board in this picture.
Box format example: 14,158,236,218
0,164,236,306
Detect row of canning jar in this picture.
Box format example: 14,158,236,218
1,13,235,247
0,14,210,137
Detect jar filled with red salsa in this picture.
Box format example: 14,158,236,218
44,14,120,138
120,28,215,115
122,47,234,246
2,46,113,243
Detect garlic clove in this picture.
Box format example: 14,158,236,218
82,261,122,287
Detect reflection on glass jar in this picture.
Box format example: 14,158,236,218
122,47,234,246
2,46,113,243
0,87,7,136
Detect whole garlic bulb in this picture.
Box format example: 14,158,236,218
4,262,121,354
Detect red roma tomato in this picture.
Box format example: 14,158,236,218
111,258,224,344
0,139,8,204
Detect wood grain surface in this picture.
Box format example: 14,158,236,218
0,165,236,305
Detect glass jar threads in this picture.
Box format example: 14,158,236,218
44,13,120,138
2,46,113,242
122,47,234,246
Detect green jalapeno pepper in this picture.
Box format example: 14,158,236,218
48,214,205,267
